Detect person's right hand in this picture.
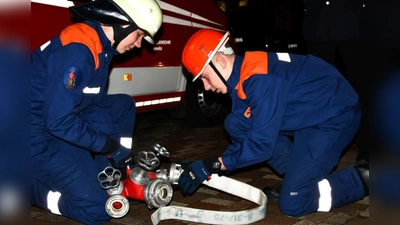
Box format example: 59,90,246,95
178,160,211,196
107,146,135,169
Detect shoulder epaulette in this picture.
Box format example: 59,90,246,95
60,23,102,70
235,51,268,100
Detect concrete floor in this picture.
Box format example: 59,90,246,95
31,110,369,225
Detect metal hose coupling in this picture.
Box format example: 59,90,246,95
144,162,184,209
167,163,183,185
145,178,173,209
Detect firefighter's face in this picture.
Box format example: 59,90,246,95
116,29,146,53
199,65,227,94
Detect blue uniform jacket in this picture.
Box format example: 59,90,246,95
31,21,119,156
222,51,359,170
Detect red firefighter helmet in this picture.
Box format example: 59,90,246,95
182,29,230,81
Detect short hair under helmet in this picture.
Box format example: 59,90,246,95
181,28,231,82
69,0,163,44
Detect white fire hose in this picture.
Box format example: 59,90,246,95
150,174,267,224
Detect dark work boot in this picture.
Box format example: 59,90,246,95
355,163,369,196
262,184,281,202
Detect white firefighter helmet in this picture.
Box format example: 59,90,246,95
69,0,163,44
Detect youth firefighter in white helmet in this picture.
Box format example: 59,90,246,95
31,0,162,224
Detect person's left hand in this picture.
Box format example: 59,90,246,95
178,160,211,196
107,145,135,169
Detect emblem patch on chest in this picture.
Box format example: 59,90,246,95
63,66,82,90
244,107,251,118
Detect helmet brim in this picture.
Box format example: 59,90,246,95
144,36,154,45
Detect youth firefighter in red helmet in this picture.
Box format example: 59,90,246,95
178,28,369,217
31,0,162,224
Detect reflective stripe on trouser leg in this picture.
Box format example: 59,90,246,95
120,137,132,149
317,179,332,212
47,191,61,215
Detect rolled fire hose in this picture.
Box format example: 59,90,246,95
150,174,267,224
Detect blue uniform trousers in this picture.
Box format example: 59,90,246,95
267,106,364,217
31,94,135,225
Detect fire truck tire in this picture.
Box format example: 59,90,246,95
182,79,230,128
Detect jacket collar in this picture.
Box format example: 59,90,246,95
84,20,119,55
226,54,244,95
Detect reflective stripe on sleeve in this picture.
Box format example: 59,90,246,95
47,191,62,215
120,137,132,149
317,179,332,212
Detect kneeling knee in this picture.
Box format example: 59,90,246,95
60,195,111,225
278,195,310,218
73,204,111,225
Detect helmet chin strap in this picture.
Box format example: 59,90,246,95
209,61,228,87
112,24,139,49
